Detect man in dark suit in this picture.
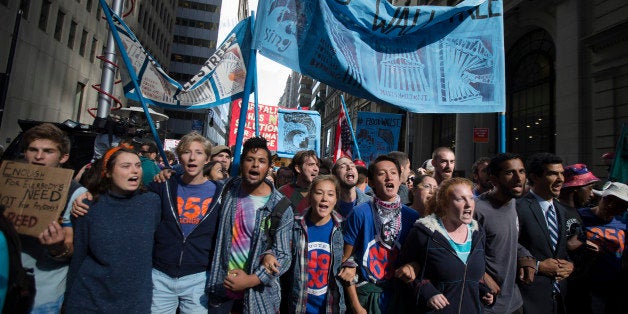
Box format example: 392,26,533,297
516,153,574,314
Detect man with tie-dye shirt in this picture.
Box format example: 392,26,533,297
207,137,294,314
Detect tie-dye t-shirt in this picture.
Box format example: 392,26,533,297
227,191,270,299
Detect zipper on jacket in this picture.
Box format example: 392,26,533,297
167,179,223,268
178,238,186,267
165,182,184,235
458,264,468,314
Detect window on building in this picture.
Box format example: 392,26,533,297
432,114,456,148
68,20,77,49
75,82,85,122
38,1,50,31
54,10,65,41
79,30,88,56
19,0,30,19
90,37,98,62
86,0,93,13
506,29,555,157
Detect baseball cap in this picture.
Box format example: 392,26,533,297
354,159,367,168
593,182,628,203
563,164,600,188
211,145,231,157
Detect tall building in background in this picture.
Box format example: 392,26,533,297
0,0,175,146
167,0,223,143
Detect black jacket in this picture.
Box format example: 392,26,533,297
150,177,224,277
516,193,571,314
399,214,488,314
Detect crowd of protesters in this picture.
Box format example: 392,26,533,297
1,123,627,314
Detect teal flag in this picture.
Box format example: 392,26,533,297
610,123,628,183
253,0,505,113
112,13,253,109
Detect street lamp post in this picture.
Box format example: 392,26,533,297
94,0,125,130
0,9,23,130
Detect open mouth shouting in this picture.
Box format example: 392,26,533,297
345,172,356,184
127,175,140,188
247,169,261,181
384,182,396,194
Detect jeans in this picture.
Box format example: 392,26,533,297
151,268,208,314
30,295,63,314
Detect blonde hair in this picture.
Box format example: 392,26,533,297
430,177,474,218
175,131,212,158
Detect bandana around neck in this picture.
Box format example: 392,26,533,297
373,195,402,249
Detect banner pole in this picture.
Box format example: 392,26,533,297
98,0,169,166
232,13,257,177
340,95,361,160
253,49,260,137
499,112,506,153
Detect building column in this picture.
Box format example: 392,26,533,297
455,113,475,178
554,0,582,163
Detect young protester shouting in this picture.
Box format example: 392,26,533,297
206,137,293,314
65,145,161,313
398,178,494,313
72,132,222,313
339,155,420,313
268,175,346,313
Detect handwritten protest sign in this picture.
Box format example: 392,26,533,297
0,161,73,237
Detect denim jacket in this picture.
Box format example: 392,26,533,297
206,177,294,313
287,209,346,314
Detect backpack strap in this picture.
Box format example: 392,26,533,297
267,197,292,247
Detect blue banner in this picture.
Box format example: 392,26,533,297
356,112,402,162
114,15,253,109
276,109,321,158
253,0,504,113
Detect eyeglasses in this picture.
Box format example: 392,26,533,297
407,176,415,182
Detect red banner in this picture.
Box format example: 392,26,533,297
228,100,278,151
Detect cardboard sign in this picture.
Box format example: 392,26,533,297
0,161,74,237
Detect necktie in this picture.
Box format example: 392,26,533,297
546,204,560,293
546,204,559,251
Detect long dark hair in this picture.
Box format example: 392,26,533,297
94,146,142,199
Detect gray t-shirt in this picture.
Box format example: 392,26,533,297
474,195,523,313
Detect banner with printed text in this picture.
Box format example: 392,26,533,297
113,13,253,109
253,0,504,113
356,112,402,163
277,109,321,158
228,100,279,151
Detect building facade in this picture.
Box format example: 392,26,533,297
165,0,224,143
0,0,175,146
